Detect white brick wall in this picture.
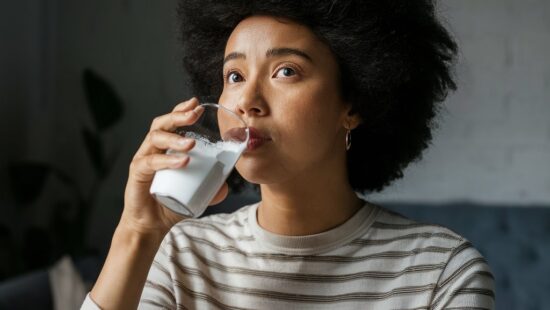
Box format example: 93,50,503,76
370,1,550,204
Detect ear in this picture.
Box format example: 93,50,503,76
343,104,363,130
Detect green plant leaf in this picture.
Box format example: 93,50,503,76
82,128,106,177
83,68,124,131
8,162,51,205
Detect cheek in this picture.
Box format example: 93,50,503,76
287,80,342,131
276,96,342,158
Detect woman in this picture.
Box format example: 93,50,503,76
83,0,494,309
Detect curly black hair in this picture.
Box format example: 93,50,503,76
176,0,458,195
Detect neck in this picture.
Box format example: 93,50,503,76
257,166,365,236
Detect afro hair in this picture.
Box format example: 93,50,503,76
176,0,458,194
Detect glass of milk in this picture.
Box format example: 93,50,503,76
150,103,249,217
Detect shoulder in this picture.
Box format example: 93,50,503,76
372,205,491,266
371,205,495,309
371,205,468,248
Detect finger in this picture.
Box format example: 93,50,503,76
150,105,204,132
148,130,196,153
209,182,229,206
172,97,199,112
134,106,204,157
129,153,190,184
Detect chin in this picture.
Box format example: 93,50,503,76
235,159,282,185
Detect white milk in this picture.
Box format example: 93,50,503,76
150,134,246,217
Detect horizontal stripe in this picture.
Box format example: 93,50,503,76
204,215,246,228
166,236,454,263
151,260,172,279
176,283,252,310
437,257,489,289
452,288,495,299
372,221,446,230
175,221,254,242
350,232,462,246
170,261,437,303
449,241,473,260
144,280,176,305
165,246,446,282
432,268,494,309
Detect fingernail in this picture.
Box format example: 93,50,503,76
193,106,204,114
170,155,188,167
177,138,192,146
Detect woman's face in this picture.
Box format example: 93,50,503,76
219,15,359,185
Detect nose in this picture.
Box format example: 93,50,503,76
236,78,268,118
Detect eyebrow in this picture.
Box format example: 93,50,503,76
266,48,313,62
223,48,313,66
223,52,246,66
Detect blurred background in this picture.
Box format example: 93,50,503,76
0,0,549,309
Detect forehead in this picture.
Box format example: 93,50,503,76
224,15,324,57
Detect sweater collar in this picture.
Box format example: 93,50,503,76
247,200,379,255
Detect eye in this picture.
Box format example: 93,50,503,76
274,67,297,78
226,71,244,83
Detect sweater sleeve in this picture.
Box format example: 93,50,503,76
138,233,178,309
79,237,177,310
430,239,495,310
80,293,101,310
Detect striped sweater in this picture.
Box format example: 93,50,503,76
82,201,495,309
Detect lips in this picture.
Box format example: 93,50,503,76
246,127,271,151
222,127,248,142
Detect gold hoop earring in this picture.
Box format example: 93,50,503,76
345,129,352,151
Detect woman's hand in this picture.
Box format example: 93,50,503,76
120,97,229,237
89,98,230,309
